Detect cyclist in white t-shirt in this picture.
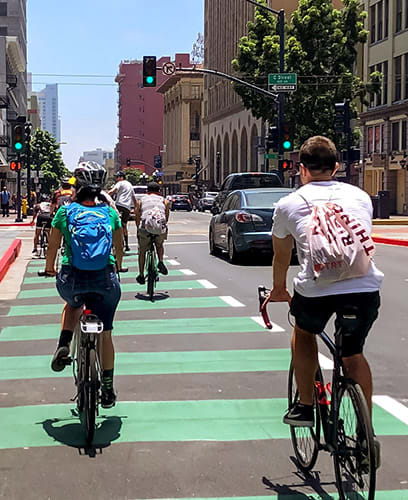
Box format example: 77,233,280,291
109,171,137,251
266,136,383,428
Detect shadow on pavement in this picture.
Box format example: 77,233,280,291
39,414,125,457
135,292,169,302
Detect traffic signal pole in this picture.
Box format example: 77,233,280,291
15,153,22,222
277,9,285,183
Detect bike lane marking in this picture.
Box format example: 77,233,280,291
197,279,217,289
220,296,245,308
0,398,407,450
128,493,408,500
373,396,408,426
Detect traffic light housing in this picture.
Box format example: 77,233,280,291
10,160,22,171
334,103,345,134
266,126,279,151
154,155,162,169
143,56,157,87
126,158,131,167
12,124,25,153
282,123,292,151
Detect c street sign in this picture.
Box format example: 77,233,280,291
268,73,297,92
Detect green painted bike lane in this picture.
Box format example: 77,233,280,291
127,494,408,500
0,349,291,380
0,398,407,451
0,316,268,342
7,296,234,317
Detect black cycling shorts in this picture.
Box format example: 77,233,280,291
36,214,52,229
290,290,380,357
117,205,131,225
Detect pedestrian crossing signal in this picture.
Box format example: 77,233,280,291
10,161,22,171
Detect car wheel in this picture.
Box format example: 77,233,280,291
209,229,219,256
228,233,241,264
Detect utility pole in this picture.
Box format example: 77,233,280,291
216,152,221,187
277,9,285,183
24,122,32,208
15,153,22,222
344,99,352,183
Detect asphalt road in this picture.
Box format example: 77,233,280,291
0,212,407,500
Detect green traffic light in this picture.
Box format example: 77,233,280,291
146,76,154,85
283,140,292,150
14,142,23,151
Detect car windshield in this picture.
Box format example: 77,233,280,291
230,175,282,190
243,191,291,208
204,192,218,198
134,186,147,195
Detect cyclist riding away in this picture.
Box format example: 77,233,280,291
50,176,75,214
109,170,137,252
44,161,124,408
266,136,383,429
32,194,52,253
135,181,170,285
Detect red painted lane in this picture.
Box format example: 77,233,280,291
0,239,22,282
373,236,408,247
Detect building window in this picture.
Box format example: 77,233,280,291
383,60,388,104
385,0,389,36
377,0,383,40
369,65,376,107
394,56,402,101
402,121,407,151
406,0,408,28
0,3,7,16
0,26,7,35
367,127,374,154
370,5,376,43
405,54,408,99
191,85,200,99
396,0,403,32
392,121,400,151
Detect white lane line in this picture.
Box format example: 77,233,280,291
197,279,217,289
250,316,285,332
180,269,197,276
165,241,207,245
220,296,245,308
166,259,180,266
373,396,408,426
318,353,334,370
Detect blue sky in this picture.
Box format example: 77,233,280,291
27,0,204,170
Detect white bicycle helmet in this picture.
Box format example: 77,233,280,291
74,161,107,190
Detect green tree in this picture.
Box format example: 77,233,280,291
30,129,69,194
232,0,382,148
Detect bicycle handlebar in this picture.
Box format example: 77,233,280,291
258,286,273,330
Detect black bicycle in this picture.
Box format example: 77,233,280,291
258,286,377,500
145,233,159,301
37,221,49,259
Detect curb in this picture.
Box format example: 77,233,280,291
0,239,22,282
373,236,408,247
372,219,408,225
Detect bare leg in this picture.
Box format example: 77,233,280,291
156,243,164,262
33,228,40,248
343,353,373,415
292,326,319,406
138,251,146,277
102,330,114,371
61,303,83,332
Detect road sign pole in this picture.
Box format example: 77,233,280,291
15,153,22,222
278,9,285,183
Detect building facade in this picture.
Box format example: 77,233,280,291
80,148,114,166
0,0,27,191
157,66,204,193
203,0,343,187
360,0,408,214
33,84,61,143
115,55,191,175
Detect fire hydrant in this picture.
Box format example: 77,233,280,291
22,197,28,218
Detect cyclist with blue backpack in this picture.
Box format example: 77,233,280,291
44,162,123,408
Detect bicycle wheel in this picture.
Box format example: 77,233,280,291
83,347,97,446
146,251,156,301
334,381,376,500
288,362,321,472
73,330,84,412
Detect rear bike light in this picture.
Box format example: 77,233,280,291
84,309,92,315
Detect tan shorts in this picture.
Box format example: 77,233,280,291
137,228,167,253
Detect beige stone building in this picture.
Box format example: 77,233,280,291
203,0,343,187
157,71,204,193
360,0,408,214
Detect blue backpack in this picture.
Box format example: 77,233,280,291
66,203,112,271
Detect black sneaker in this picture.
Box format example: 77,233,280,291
157,261,168,275
32,247,37,254
125,246,131,252
283,403,314,427
101,387,116,409
136,274,145,285
51,345,70,372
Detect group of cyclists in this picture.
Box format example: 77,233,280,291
36,136,383,471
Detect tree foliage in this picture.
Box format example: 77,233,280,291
232,0,382,148
123,168,153,186
30,129,69,194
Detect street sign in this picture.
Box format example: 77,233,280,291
154,171,164,177
162,62,176,76
264,153,279,160
268,73,297,92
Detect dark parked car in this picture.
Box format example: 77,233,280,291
170,194,192,211
209,187,294,263
212,172,283,214
197,191,218,212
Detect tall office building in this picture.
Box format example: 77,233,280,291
33,84,61,143
0,0,27,187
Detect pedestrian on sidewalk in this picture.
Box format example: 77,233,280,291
1,186,10,217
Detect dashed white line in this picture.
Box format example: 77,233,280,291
166,259,180,266
373,395,408,426
220,296,245,308
180,269,197,276
165,241,207,245
197,279,217,289
250,316,285,332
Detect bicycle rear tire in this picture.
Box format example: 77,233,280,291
288,363,322,472
83,347,97,446
334,380,376,500
146,251,156,301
